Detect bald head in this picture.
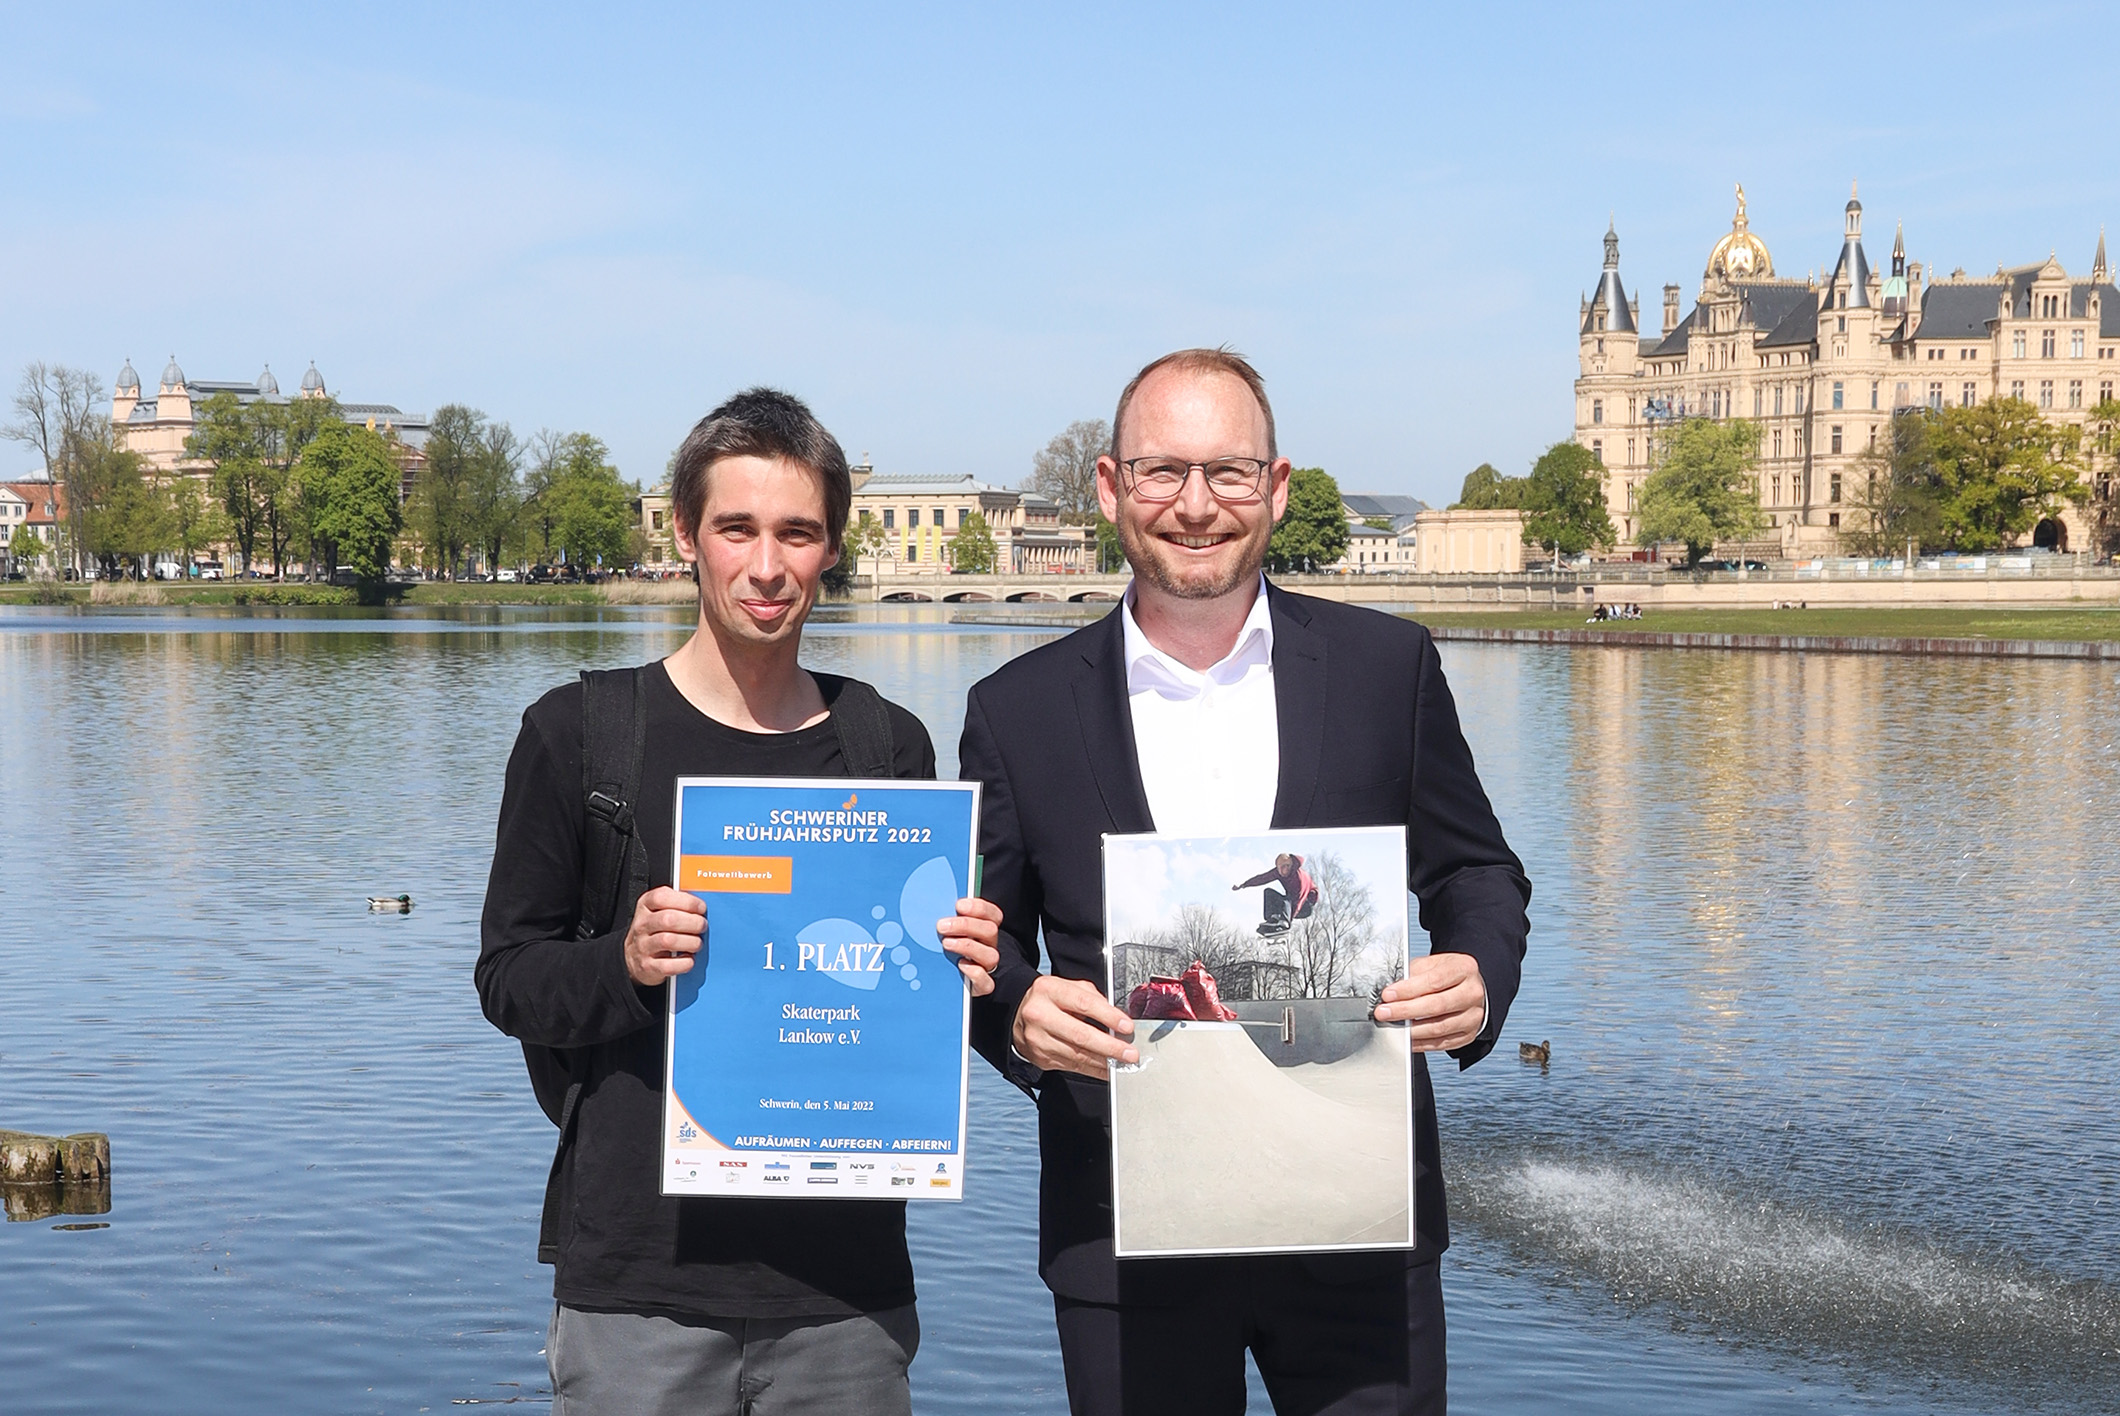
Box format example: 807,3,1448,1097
1110,347,1277,461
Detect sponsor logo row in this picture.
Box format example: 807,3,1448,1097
674,1157,955,1189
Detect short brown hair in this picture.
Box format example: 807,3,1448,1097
668,388,852,550
1110,347,1277,459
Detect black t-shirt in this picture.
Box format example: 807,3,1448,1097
477,661,936,1319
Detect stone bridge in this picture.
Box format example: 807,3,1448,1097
848,572,1597,606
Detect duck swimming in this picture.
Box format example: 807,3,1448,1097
367,894,412,912
1518,1039,1550,1065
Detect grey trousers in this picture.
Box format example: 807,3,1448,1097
548,1302,919,1416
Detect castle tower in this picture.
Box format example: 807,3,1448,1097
1577,221,1644,503
2094,228,2109,285
1827,182,1873,310
1882,222,1908,318
1581,221,1638,340
155,355,191,423
112,358,141,423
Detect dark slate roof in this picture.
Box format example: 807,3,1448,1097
1738,282,1815,339
1640,281,1818,358
1641,317,1689,358
1914,282,2004,340
1757,290,1820,348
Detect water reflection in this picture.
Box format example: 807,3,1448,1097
1436,641,2120,1403
1,610,2114,1415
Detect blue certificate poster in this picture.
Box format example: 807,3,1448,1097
661,777,980,1201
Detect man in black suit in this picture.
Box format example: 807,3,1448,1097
959,348,1530,1414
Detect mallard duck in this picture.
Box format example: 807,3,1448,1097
1518,1039,1550,1065
367,894,412,912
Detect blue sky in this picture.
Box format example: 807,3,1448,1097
4,2,2113,506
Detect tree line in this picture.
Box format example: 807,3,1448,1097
1455,397,2120,566
3,363,641,582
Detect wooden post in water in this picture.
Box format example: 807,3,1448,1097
1,1130,111,1222
0,1130,60,1184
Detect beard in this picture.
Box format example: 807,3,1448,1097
1117,513,1273,601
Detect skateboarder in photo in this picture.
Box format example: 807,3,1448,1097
1234,853,1317,937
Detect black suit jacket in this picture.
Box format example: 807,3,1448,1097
959,582,1531,1303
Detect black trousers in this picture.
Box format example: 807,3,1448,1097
1052,1257,1446,1416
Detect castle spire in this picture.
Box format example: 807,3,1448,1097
1826,183,1872,308
1583,222,1635,335
2095,226,2109,284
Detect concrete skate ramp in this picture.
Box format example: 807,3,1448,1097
1112,1021,1411,1255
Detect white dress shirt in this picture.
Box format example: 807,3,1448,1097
1117,576,1482,1037
1121,577,1279,835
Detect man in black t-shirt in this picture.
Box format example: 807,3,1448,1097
478,389,1002,1415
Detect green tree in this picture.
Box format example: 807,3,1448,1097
300,423,405,590
1092,513,1126,571
74,438,158,577
467,421,523,575
1453,462,1523,510
824,513,884,596
261,397,340,575
1635,418,1765,564
1840,414,1943,557
1923,397,2088,552
948,509,998,573
536,434,635,568
9,521,45,570
188,392,275,575
518,429,576,564
1519,441,1615,557
2087,397,2120,558
410,404,485,577
1266,466,1349,573
162,476,224,569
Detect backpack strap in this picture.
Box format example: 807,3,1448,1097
825,674,897,778
580,666,650,938
529,665,648,1264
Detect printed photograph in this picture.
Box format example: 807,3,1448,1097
1102,827,1413,1257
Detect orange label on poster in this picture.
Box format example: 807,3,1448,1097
680,855,793,893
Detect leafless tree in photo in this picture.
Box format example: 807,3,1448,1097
1276,850,1376,997
1025,418,1108,520
1142,902,1250,980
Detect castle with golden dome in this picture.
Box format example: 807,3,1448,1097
1574,185,2118,556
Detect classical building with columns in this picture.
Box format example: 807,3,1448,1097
1576,187,2120,556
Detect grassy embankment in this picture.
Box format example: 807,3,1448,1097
0,580,696,608
1407,606,2120,642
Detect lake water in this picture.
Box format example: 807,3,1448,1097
1,603,2115,1415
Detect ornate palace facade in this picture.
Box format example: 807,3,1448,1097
1575,187,2119,556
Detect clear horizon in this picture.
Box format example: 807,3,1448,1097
5,2,2111,506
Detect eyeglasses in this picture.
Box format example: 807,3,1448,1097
1115,456,1272,503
